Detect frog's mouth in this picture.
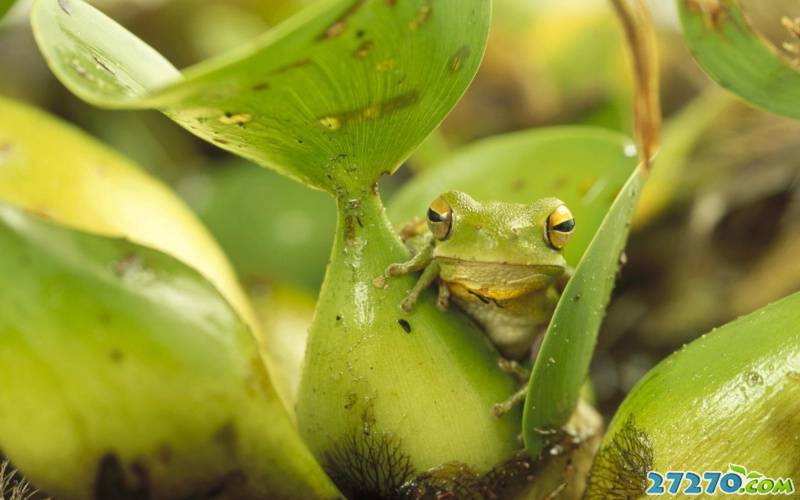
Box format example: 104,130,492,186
437,259,564,301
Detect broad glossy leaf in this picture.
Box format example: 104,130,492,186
0,95,257,334
586,290,800,498
678,0,800,119
524,165,646,457
32,0,491,193
388,127,639,266
0,203,341,500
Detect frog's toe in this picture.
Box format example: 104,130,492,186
400,296,417,313
386,263,404,276
491,402,510,418
436,296,450,312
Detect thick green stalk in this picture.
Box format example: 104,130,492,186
296,190,521,498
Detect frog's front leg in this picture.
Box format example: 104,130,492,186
385,235,434,278
399,261,441,313
498,358,530,384
491,386,527,418
436,280,450,312
384,234,440,313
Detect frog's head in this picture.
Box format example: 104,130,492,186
427,191,575,300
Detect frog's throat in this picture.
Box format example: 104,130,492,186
439,261,563,301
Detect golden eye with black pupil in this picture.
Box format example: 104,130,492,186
546,204,575,250
427,196,453,240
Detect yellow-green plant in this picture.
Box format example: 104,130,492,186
0,0,797,498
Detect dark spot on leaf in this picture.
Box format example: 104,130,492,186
213,421,238,456
344,215,357,245
98,310,112,325
510,178,526,191
156,444,172,464
268,58,312,76
356,29,366,38
686,0,728,30
317,91,419,130
585,415,653,499
94,454,151,500
324,410,414,498
0,142,12,163
552,176,570,190
114,254,142,277
318,0,366,40
409,2,433,31
109,350,124,363
344,392,358,410
448,46,471,72
385,0,397,6
58,0,72,15
381,91,419,113
336,314,343,321
251,82,270,91
398,319,412,334
353,40,374,59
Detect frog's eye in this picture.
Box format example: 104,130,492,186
427,196,453,240
546,205,575,250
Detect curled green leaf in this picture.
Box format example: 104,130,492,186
678,0,800,119
32,0,491,193
0,203,341,500
0,95,257,339
586,290,800,497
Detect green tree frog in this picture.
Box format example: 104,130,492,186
382,191,576,414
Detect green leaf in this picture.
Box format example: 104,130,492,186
729,464,747,475
524,165,646,457
32,0,491,193
586,291,800,497
0,94,258,340
0,0,15,22
677,0,800,119
387,127,639,266
0,202,341,500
